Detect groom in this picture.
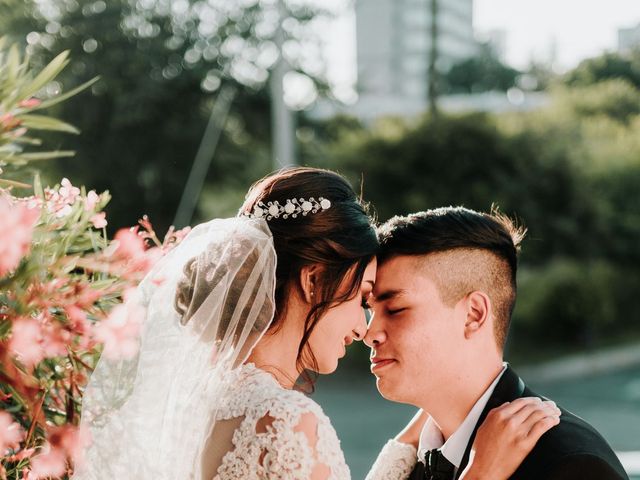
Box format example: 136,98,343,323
365,207,628,480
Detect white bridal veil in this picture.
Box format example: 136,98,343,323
73,217,277,479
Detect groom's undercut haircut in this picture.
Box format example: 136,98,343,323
377,207,526,349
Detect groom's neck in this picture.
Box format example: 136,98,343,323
425,360,504,440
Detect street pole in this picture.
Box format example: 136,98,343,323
173,84,237,228
428,0,439,116
270,0,296,169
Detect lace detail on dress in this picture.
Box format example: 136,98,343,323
210,363,416,480
365,440,417,480
212,363,350,480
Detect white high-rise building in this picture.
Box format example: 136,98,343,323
354,0,478,118
618,23,640,53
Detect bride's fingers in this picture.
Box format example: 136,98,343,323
486,397,543,426
520,404,561,432
526,414,561,441
511,401,560,426
483,398,560,444
496,397,544,416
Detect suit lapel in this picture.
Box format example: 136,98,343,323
454,366,526,480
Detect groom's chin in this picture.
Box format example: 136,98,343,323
374,376,403,402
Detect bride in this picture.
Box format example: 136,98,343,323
73,167,559,479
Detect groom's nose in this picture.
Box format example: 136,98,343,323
363,313,385,348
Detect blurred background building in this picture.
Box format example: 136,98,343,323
354,0,477,117
618,22,640,52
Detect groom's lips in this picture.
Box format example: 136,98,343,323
370,357,395,372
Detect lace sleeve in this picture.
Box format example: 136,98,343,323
259,410,333,480
365,439,417,480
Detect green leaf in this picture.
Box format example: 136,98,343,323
6,44,21,91
0,318,11,339
18,50,70,100
9,135,43,146
18,114,80,134
30,76,100,111
13,150,75,162
34,172,44,198
0,178,31,188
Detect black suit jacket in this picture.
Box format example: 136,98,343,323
409,366,628,480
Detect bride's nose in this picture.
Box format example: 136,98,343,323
351,313,367,341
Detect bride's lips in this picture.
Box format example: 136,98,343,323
370,356,396,372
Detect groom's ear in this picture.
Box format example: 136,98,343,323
299,264,321,304
463,291,491,339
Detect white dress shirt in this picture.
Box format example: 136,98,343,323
417,363,508,474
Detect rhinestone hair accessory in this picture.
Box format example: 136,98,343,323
244,197,331,220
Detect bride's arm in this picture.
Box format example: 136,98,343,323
366,398,559,480
364,410,426,480
394,408,429,447
459,398,561,480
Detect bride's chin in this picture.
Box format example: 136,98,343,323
319,362,339,375
314,357,340,375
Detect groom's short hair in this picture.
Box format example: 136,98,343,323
376,206,526,349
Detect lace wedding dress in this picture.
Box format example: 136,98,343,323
205,362,417,480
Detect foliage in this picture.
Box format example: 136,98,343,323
550,79,640,124
442,44,520,94
563,50,640,89
512,260,640,351
0,40,188,479
0,0,332,233
0,37,97,180
303,76,640,353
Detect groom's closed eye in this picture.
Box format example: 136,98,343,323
386,307,407,315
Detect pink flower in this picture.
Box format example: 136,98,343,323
0,411,25,456
0,196,39,277
18,98,42,108
65,305,89,336
143,246,163,268
73,284,102,309
162,225,192,250
29,445,67,479
84,191,99,211
55,203,73,218
13,127,28,138
0,113,21,130
40,321,70,359
93,293,144,360
58,178,80,205
8,318,45,367
90,212,107,228
22,196,43,210
48,424,92,467
113,229,145,260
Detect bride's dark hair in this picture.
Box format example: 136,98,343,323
240,167,378,387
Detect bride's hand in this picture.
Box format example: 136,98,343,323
460,397,561,480
394,409,429,448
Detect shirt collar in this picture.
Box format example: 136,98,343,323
417,363,508,468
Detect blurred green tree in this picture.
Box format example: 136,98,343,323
302,79,640,351
564,50,640,89
442,44,520,94
1,0,331,232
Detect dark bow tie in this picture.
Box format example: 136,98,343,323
423,448,455,480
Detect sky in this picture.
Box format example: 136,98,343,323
322,0,640,93
474,0,640,70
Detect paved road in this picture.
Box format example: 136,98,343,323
313,363,640,479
